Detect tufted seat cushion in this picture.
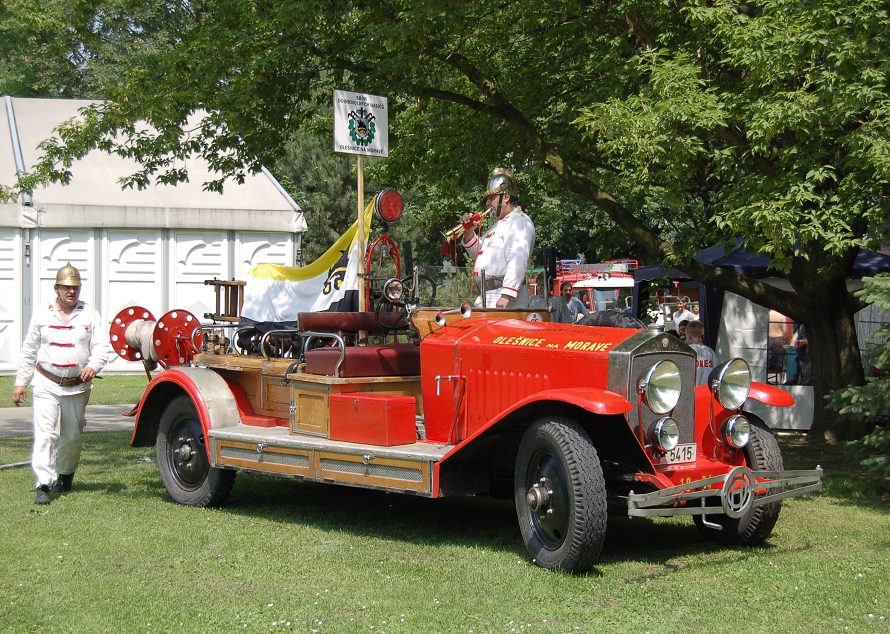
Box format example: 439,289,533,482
296,311,406,333
303,344,420,378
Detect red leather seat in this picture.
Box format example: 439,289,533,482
304,344,420,378
296,311,405,333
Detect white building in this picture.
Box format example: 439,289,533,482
1,96,307,373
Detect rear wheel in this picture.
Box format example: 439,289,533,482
693,415,783,545
514,417,607,573
156,396,235,506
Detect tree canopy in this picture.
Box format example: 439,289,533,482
2,0,888,439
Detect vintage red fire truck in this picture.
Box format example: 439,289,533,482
110,191,822,573
528,259,638,316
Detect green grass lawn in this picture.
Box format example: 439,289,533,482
0,430,886,633
0,374,149,408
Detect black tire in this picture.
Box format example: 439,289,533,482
693,415,783,545
514,417,607,573
156,395,235,506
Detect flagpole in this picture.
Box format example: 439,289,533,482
356,155,367,340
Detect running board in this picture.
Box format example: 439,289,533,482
209,425,450,496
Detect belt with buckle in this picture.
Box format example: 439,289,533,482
480,276,527,292
36,364,84,387
481,276,504,292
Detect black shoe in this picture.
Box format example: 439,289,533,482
51,473,74,494
34,485,51,505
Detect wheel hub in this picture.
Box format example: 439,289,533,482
526,478,553,512
176,438,195,465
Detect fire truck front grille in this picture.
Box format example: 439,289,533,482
628,352,697,444
319,458,424,482
609,331,699,446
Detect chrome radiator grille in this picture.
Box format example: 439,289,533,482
609,331,698,445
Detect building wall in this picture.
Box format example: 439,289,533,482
0,227,294,374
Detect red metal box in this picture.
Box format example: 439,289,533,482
328,393,417,446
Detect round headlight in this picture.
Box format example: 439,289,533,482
382,278,404,302
708,358,752,410
722,414,751,448
650,417,680,451
639,360,682,414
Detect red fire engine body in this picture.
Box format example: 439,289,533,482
112,299,822,573
111,194,821,573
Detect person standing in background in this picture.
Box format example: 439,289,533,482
12,264,110,505
676,319,690,341
685,320,718,386
673,299,695,324
550,282,591,323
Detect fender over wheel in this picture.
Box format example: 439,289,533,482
514,417,607,573
693,415,783,545
156,395,235,506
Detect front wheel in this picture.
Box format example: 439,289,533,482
514,417,607,573
156,395,235,506
693,415,783,545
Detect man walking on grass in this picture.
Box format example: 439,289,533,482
12,264,110,505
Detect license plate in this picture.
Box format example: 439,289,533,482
659,443,696,465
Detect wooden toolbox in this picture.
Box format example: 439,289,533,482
328,393,417,446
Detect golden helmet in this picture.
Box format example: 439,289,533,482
55,263,82,287
482,167,518,200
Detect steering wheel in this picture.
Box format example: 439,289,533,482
375,269,437,330
577,309,648,330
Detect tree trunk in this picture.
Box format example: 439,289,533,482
802,283,867,442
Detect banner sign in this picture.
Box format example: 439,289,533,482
241,202,374,321
333,90,388,157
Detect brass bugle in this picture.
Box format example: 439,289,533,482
442,207,494,242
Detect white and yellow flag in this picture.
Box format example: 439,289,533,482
241,203,373,323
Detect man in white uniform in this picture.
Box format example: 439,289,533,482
12,264,110,504
460,168,536,308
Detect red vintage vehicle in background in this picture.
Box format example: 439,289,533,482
528,259,638,315
109,190,822,573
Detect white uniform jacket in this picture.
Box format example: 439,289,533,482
461,207,535,299
15,301,110,396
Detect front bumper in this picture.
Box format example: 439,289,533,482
627,465,823,519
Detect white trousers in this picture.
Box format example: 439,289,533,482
31,388,90,487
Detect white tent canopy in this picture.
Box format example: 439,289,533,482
1,96,306,232
1,96,307,373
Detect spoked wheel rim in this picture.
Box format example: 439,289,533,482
523,449,572,549
167,418,209,490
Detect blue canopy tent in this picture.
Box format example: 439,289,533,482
632,241,890,349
